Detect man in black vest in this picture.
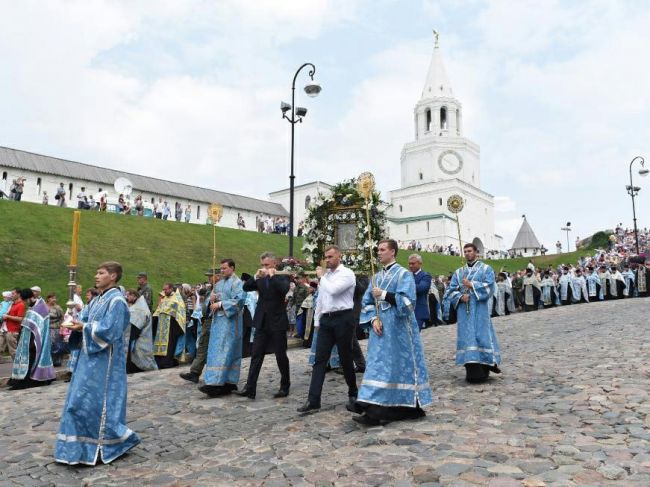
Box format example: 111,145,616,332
236,252,290,399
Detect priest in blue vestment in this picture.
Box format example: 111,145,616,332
199,258,245,397
443,243,502,384
349,239,433,426
55,261,140,465
8,290,56,390
585,267,604,301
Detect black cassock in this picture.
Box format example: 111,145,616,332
635,268,650,298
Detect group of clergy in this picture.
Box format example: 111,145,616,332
488,256,649,316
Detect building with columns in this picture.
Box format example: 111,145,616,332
387,35,502,254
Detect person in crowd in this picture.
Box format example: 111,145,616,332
46,293,66,367
631,256,648,297
444,243,501,384
1,288,26,360
55,183,66,207
55,261,140,465
297,246,357,414
236,252,291,400
42,191,49,205
136,272,153,311
162,201,171,220
0,291,12,320
87,194,96,210
198,259,245,397
134,195,144,216
585,267,603,301
571,268,589,303
97,188,108,212
522,268,541,311
154,198,161,218
349,239,432,425
8,288,56,390
174,202,182,222
540,272,559,308
510,271,523,311
180,270,219,383
30,286,42,300
350,274,368,373
152,283,186,369
621,264,635,297
558,267,574,305
609,266,626,298
408,254,432,330
184,204,192,223
77,187,89,209
492,272,514,316
240,273,257,359
124,289,157,373
292,272,310,339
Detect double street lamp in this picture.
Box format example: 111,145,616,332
281,63,321,257
626,156,649,255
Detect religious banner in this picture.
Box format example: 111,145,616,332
301,178,387,270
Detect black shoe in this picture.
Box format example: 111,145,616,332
273,389,289,398
346,397,363,414
354,366,365,374
180,371,199,383
198,384,220,397
296,401,320,413
489,365,502,374
352,414,383,426
234,388,255,399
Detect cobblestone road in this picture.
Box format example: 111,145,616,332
1,299,649,486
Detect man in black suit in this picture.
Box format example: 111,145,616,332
236,252,290,399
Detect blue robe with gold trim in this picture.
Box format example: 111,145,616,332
55,287,140,465
204,275,245,386
11,298,56,382
359,264,433,408
443,261,501,367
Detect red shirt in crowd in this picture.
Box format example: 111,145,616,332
3,300,26,333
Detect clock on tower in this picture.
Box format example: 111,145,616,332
437,150,463,175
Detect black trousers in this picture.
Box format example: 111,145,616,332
245,326,290,394
351,329,366,370
308,310,358,406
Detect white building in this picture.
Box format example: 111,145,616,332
387,36,502,254
268,181,332,230
0,146,287,229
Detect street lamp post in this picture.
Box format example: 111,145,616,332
626,156,649,255
560,222,572,253
281,63,321,257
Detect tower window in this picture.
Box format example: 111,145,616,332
419,172,423,180
438,198,442,206
399,205,403,212
406,224,409,234
425,108,432,132
427,221,430,232
440,107,447,130
305,195,311,209
37,177,42,195
456,109,460,135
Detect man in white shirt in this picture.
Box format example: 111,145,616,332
298,245,358,413
76,187,88,209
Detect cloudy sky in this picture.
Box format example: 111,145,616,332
2,0,650,249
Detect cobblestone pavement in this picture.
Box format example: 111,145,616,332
1,299,649,486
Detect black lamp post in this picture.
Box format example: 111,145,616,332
626,156,649,255
560,222,572,253
281,63,321,257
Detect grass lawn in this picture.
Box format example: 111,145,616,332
0,199,593,298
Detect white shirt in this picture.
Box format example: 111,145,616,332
314,264,356,327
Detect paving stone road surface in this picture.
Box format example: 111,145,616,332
1,299,649,486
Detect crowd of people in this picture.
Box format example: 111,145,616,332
2,235,648,466
256,215,290,234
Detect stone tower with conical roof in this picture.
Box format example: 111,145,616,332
388,32,502,254
509,216,542,257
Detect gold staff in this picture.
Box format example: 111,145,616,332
357,172,381,327
446,194,470,315
208,203,224,277
63,211,81,326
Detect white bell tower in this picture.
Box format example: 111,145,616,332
400,31,480,189
389,31,501,254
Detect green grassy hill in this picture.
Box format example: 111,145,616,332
0,199,592,298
